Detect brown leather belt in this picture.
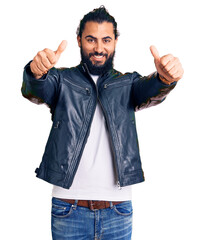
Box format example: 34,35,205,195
58,198,123,210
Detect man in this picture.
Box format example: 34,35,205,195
21,6,183,240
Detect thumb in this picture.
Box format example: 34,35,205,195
55,40,67,57
150,45,160,62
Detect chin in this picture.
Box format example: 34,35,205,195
93,61,104,66
91,58,106,65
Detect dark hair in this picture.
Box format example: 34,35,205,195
77,6,119,39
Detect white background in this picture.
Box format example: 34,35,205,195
1,0,205,239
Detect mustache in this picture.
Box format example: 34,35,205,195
89,52,108,58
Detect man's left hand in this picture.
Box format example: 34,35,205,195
150,45,184,85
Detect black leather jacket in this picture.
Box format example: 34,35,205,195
21,62,176,189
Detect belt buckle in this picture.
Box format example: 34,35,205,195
88,200,96,210
88,200,103,210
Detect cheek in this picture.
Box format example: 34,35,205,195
107,48,115,56
82,44,94,54
107,44,116,53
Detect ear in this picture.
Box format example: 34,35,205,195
77,36,81,47
114,37,118,47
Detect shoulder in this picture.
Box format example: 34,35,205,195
52,66,79,77
112,69,142,80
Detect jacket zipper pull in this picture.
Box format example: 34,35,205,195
54,121,60,128
86,88,90,95
117,181,122,190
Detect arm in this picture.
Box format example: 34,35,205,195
150,45,184,85
132,46,184,111
21,40,67,107
21,62,60,107
132,71,176,111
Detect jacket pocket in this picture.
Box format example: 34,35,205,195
43,120,62,159
104,78,132,89
63,77,90,95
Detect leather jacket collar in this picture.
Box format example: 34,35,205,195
77,62,115,79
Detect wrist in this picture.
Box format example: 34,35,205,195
30,61,48,79
158,74,171,85
33,73,44,79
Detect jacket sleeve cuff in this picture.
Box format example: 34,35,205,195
156,72,177,87
24,61,48,82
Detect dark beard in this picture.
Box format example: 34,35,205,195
80,47,115,75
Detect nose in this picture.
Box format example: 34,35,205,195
94,40,104,53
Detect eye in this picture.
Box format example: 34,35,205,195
87,38,95,43
103,39,111,43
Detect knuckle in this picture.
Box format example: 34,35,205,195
45,51,55,63
170,75,175,80
49,56,56,64
30,61,35,70
42,60,51,69
173,74,179,79
174,57,180,64
164,65,169,72
37,51,43,57
160,58,166,66
43,48,50,53
33,56,37,61
33,55,39,63
166,54,173,60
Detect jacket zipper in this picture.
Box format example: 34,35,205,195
96,84,122,190
101,77,132,189
104,78,131,89
64,77,90,95
79,64,122,189
66,94,96,188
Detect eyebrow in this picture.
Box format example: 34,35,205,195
85,35,113,40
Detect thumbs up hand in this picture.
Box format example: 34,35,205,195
150,45,184,85
30,40,67,79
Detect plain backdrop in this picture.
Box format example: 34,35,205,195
1,0,204,239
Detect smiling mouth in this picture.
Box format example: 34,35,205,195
89,52,107,62
92,55,105,61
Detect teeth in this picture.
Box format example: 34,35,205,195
94,55,103,58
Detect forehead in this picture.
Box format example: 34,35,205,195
82,21,115,38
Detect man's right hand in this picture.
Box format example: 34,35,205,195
30,40,67,79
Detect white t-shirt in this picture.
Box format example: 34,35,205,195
52,74,132,201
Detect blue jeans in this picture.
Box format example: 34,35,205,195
51,197,133,240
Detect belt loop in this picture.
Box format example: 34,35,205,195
110,201,113,209
72,200,78,210
88,200,94,211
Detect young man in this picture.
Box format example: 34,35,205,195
21,6,183,240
